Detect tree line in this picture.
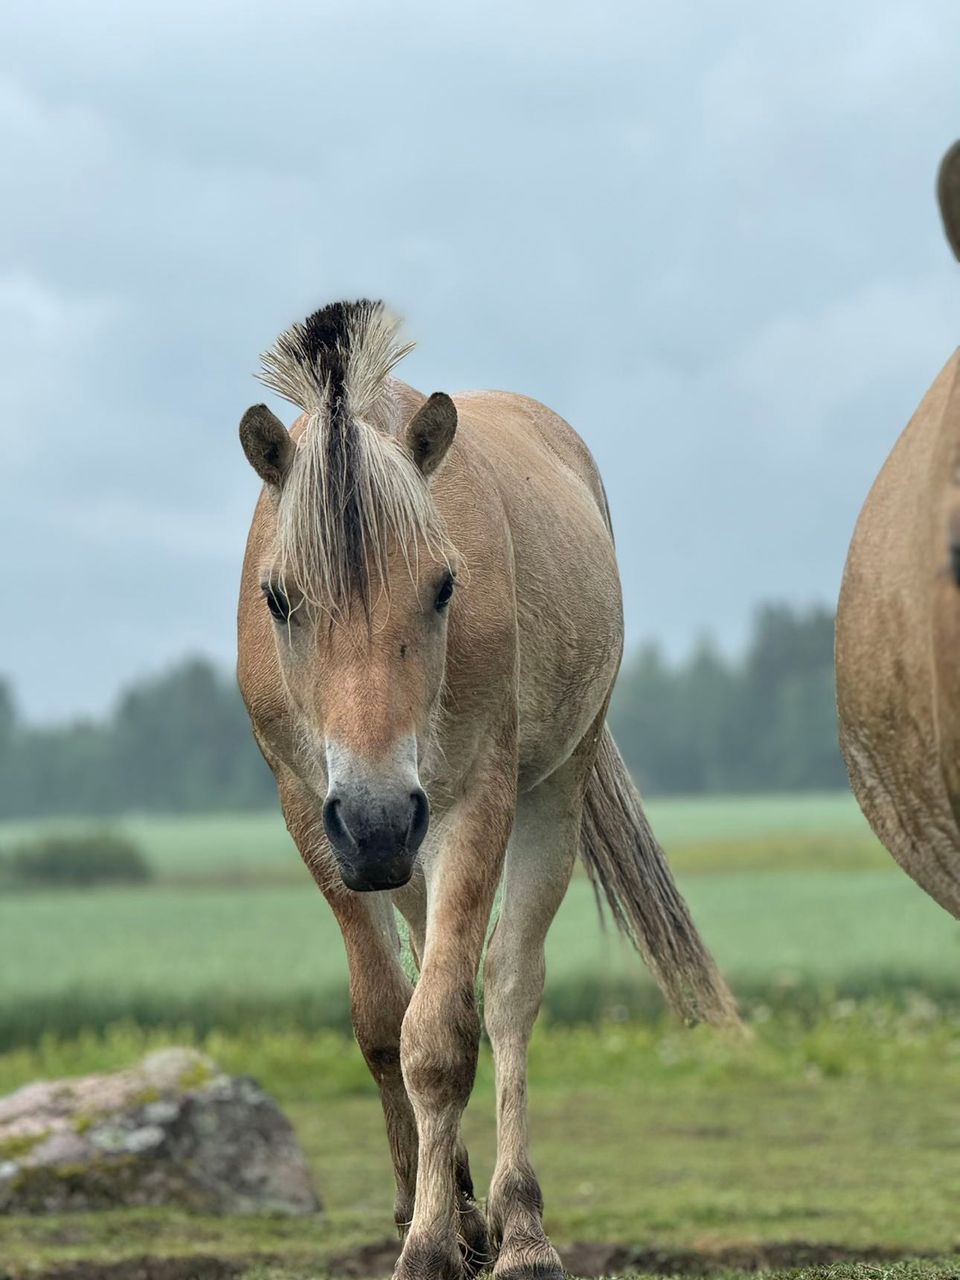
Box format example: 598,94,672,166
609,602,845,793
0,602,845,818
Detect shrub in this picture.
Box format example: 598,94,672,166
4,832,153,888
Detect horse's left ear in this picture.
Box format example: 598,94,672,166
405,392,457,477
938,141,960,261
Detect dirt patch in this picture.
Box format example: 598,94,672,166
5,1241,949,1280
3,1258,245,1280
326,1239,949,1278
563,1240,943,1276
326,1239,401,1277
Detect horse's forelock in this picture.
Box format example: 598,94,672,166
258,300,450,614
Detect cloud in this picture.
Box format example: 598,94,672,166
1,0,959,718
0,272,120,485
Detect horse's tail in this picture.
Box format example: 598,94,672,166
580,724,741,1029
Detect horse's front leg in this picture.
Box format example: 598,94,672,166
394,772,514,1280
336,890,420,1235
280,779,419,1235
392,878,490,1272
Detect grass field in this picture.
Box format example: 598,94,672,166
3,1014,960,1278
0,792,888,880
3,794,960,1279
3,872,960,1046
0,795,957,1046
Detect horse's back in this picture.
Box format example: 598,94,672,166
837,348,960,914
451,389,612,528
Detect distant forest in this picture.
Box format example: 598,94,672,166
0,603,845,819
609,603,845,794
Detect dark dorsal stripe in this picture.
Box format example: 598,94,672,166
325,390,368,611
289,301,380,609
261,298,444,617
274,299,381,410
280,300,384,613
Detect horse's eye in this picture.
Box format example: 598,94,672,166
434,573,455,612
263,583,291,622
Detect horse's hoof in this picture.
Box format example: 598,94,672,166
493,1237,565,1280
394,1235,464,1280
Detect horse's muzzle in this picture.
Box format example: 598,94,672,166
322,785,429,892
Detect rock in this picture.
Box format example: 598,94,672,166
0,1047,320,1216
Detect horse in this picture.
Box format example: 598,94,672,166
836,141,960,917
236,299,737,1280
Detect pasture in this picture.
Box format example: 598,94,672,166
4,1014,960,1279
0,794,956,1047
3,793,960,1278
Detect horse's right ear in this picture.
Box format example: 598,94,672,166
405,392,457,477
938,141,960,262
240,404,294,487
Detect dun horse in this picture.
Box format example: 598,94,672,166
837,142,960,917
237,301,737,1280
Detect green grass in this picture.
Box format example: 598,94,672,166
0,793,885,883
0,811,303,882
3,1014,960,1277
649,791,875,842
2,794,957,1277
2,870,959,1046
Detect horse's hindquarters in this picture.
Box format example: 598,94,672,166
929,376,960,831
837,348,960,917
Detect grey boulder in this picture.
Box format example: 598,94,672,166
0,1047,320,1216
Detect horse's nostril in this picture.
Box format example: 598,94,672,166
407,788,430,853
951,541,960,588
323,795,353,850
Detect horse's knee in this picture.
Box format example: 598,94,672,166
352,980,409,1081
401,982,480,1112
360,1040,403,1084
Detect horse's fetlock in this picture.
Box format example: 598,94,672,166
395,1232,463,1280
492,1215,562,1280
458,1201,493,1278
489,1164,544,1224
394,1195,414,1239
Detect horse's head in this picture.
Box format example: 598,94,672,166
938,141,960,262
239,302,458,892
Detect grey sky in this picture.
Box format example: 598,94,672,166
3,0,959,720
